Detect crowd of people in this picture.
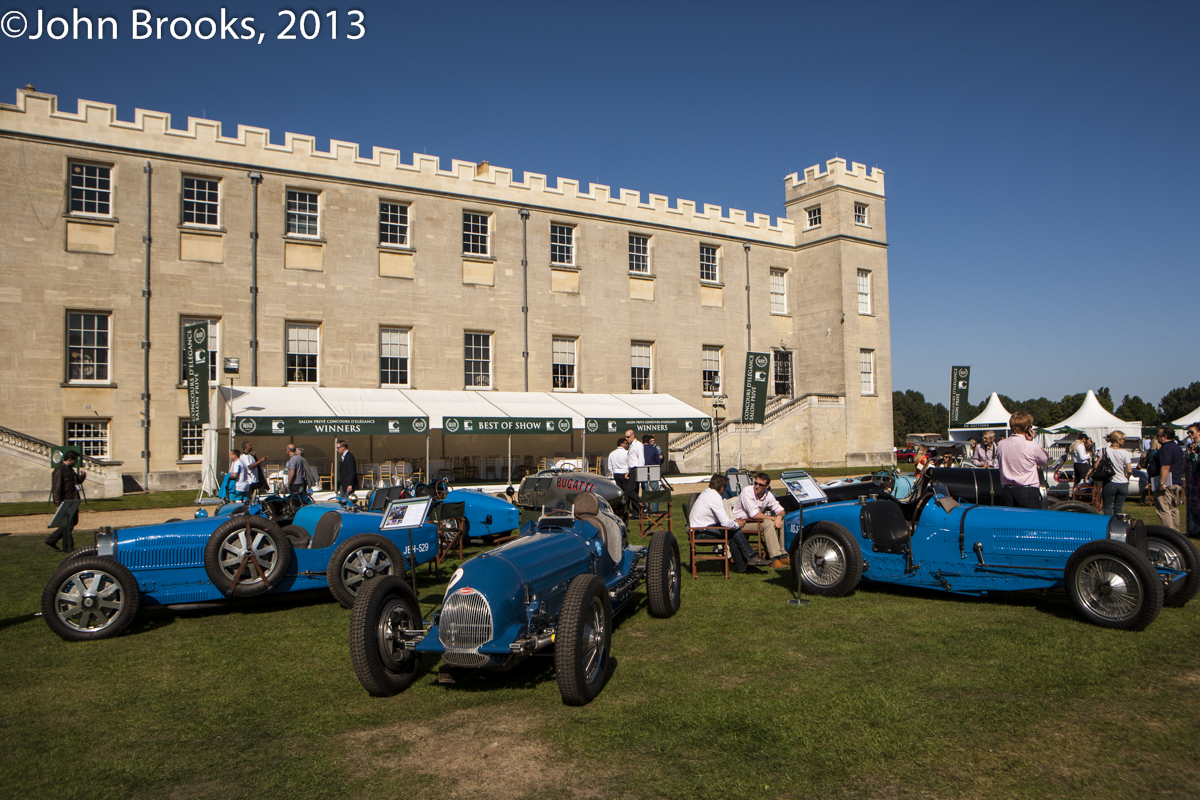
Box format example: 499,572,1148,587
978,413,1198,534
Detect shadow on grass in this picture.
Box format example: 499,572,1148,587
123,588,342,636
850,579,1079,623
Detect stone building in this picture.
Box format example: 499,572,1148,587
0,88,891,499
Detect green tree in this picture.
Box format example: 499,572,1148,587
1096,387,1114,412
1159,382,1200,424
1115,395,1159,427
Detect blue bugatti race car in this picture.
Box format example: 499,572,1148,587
782,468,1198,631
348,490,681,705
39,487,514,641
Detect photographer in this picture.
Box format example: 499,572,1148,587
45,450,85,553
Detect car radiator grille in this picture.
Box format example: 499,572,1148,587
439,590,493,667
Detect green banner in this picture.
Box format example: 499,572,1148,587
234,416,429,436
583,417,712,435
443,417,572,435
184,321,210,424
949,366,971,427
741,351,771,424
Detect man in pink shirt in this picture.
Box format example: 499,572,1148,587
995,411,1049,509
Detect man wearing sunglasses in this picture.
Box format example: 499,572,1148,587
733,472,789,567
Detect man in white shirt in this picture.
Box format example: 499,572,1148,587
608,437,629,484
689,474,772,574
240,441,266,498
733,472,788,566
624,429,645,509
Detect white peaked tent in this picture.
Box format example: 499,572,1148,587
1048,390,1139,444
1173,404,1200,427
949,392,1012,441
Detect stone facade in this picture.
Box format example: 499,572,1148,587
0,89,892,488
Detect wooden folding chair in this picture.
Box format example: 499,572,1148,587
684,494,730,579
636,488,672,539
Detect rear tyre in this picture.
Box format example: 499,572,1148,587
1144,525,1200,608
646,531,681,618
794,521,863,597
328,534,404,609
1048,499,1101,514
555,574,612,706
349,575,423,696
203,515,292,597
1065,540,1162,630
41,556,139,641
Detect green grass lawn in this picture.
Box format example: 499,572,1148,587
1,500,1196,800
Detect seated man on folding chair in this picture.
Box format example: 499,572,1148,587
688,474,772,574
733,472,788,567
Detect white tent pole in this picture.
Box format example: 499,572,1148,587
332,435,338,493
507,434,512,484
425,432,430,484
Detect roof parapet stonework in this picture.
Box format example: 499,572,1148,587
784,157,885,201
2,89,801,244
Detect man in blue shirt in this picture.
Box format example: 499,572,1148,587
1154,427,1185,531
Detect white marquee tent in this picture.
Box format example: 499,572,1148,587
1173,404,1200,428
949,392,1012,441
1047,390,1140,445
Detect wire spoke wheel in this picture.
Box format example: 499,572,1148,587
1073,554,1143,621
801,535,847,588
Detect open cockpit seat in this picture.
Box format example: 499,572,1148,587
310,511,343,550
573,492,623,564
860,499,909,554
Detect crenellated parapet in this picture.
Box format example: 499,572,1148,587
784,157,885,202
1,89,796,244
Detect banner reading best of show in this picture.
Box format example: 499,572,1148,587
235,417,429,436
741,351,771,424
443,417,572,435
184,321,209,425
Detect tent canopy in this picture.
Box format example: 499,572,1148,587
1173,404,1200,427
1048,389,1139,444
218,387,711,435
949,391,1011,440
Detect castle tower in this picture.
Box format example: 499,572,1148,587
784,159,892,465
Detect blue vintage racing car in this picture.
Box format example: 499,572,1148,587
348,490,681,705
782,467,1198,631
38,487,513,641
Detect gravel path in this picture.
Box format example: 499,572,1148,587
1,507,198,536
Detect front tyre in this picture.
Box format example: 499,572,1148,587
794,521,863,597
646,531,681,618
41,556,139,641
349,575,423,696
1065,540,1163,630
1144,525,1200,608
328,534,404,609
555,574,612,706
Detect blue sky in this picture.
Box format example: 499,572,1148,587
3,0,1196,409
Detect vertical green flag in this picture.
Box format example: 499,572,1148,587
184,321,210,425
949,366,970,427
741,352,771,424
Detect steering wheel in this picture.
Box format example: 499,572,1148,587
434,478,450,501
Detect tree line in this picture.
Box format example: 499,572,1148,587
892,382,1200,447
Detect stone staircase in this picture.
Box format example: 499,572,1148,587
666,393,848,473
0,424,123,503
